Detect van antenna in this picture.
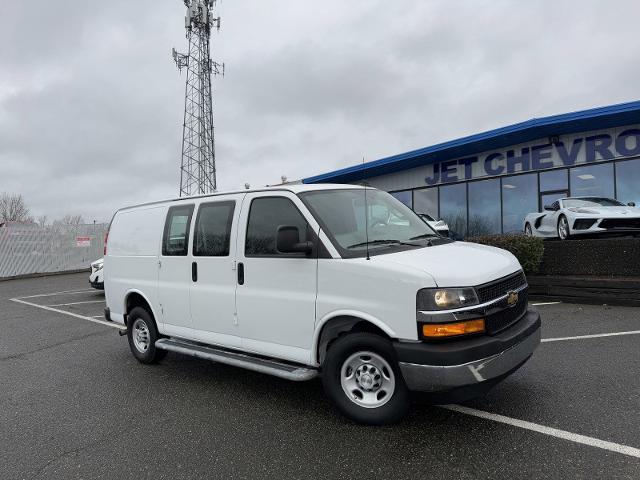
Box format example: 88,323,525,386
362,157,370,261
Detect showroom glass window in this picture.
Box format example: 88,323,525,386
539,169,568,192
390,190,412,208
570,163,614,198
540,192,566,210
413,188,438,218
468,178,501,235
439,183,467,238
501,173,537,233
615,159,640,205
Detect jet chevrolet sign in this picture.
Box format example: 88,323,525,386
424,128,640,185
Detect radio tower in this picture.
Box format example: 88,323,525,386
173,0,223,196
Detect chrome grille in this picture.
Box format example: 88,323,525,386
485,288,528,334
476,271,527,304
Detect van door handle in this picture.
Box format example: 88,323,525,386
237,262,244,285
192,261,198,282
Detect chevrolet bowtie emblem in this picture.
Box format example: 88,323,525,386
506,291,519,307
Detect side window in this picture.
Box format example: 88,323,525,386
162,205,194,256
193,201,235,257
246,197,308,256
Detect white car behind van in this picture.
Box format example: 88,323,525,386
104,184,540,424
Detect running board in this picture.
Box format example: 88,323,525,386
155,338,318,382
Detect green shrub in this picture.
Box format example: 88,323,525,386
466,234,544,275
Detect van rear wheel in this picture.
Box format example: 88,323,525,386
127,307,166,364
322,332,409,425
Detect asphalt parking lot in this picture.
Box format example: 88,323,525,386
1,273,639,479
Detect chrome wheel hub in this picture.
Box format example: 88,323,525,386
341,351,395,408
559,218,569,239
132,318,150,353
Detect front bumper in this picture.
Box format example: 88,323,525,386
571,216,640,235
89,278,104,290
395,309,541,392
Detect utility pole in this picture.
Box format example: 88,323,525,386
173,0,224,196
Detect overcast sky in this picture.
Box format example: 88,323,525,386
2,0,639,222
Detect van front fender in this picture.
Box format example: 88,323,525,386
312,310,397,366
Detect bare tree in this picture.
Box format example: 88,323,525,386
37,214,48,227
0,193,31,223
60,214,84,226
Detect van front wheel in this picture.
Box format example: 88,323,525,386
127,307,166,364
322,333,410,425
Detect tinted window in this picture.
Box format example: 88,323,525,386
162,205,194,256
413,188,438,218
616,159,640,205
246,197,308,256
390,190,412,208
539,169,568,192
468,178,501,235
193,201,235,257
439,183,467,238
570,163,614,198
501,173,537,233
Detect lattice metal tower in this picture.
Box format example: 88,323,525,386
173,0,223,196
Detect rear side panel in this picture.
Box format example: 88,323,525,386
104,205,167,324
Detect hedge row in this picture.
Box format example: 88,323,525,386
466,234,544,275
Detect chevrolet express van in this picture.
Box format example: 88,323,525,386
104,184,540,424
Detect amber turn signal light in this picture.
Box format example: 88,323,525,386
422,319,485,338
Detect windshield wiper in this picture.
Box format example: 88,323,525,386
409,233,440,240
346,239,421,249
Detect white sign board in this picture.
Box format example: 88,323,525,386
76,236,91,247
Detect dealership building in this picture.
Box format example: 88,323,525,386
303,101,640,237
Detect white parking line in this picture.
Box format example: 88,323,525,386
442,404,640,459
530,301,562,306
10,297,124,330
46,300,105,307
542,330,640,343
16,289,97,299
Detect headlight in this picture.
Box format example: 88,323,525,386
417,287,478,311
93,263,103,271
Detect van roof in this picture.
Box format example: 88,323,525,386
116,183,367,212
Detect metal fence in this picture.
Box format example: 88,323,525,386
0,224,108,278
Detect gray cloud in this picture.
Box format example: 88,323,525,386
1,0,639,221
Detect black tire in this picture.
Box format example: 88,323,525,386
321,332,410,425
524,223,532,236
127,306,166,364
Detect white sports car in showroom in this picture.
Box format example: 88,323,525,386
523,197,640,240
418,213,450,237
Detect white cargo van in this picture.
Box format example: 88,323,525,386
104,184,540,424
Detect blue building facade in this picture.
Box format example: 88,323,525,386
303,101,640,237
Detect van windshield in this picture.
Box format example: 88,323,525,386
299,188,440,257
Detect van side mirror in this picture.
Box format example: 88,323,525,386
276,225,313,255
628,202,636,207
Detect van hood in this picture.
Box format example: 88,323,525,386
376,241,521,287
